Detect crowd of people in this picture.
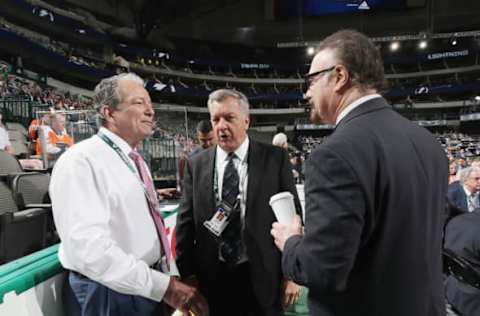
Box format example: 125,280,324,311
0,68,94,111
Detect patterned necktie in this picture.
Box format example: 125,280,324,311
468,193,479,212
129,150,172,269
222,153,240,206
220,152,243,266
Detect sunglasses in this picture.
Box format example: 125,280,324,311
303,66,336,94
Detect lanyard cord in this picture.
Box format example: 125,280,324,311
97,132,155,205
97,132,137,173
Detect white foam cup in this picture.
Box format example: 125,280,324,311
269,191,295,225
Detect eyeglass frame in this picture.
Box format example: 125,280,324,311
303,66,336,94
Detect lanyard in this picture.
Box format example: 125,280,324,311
214,153,248,205
97,131,137,174
97,132,155,206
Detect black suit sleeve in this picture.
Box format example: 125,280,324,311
175,158,196,279
278,149,303,220
282,146,365,294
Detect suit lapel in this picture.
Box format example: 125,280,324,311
246,140,263,215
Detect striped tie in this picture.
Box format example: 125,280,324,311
129,150,172,270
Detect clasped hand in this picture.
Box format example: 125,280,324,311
164,277,209,316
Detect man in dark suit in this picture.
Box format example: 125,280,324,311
444,208,480,316
176,89,302,316
271,30,448,316
447,166,480,213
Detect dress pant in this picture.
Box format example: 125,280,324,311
65,271,163,316
199,262,283,316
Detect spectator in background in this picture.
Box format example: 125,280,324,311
272,132,288,150
471,157,480,168
36,113,73,157
0,113,14,155
448,166,480,213
449,160,459,184
0,113,43,169
271,29,447,316
456,158,467,169
189,120,215,157
28,112,50,141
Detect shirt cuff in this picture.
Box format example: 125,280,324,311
150,270,172,302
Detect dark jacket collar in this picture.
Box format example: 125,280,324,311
335,96,389,130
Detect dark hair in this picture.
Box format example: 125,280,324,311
317,29,387,92
196,120,212,134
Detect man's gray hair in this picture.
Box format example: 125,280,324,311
459,166,480,184
93,73,144,126
272,133,288,147
207,89,250,116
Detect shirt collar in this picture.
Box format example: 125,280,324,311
335,94,382,126
99,127,135,155
463,185,477,197
216,136,249,163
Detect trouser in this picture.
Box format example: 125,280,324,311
64,271,163,316
199,262,284,316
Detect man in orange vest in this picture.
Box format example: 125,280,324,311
36,113,73,156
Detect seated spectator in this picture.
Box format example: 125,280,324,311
28,112,50,149
444,208,480,316
0,113,14,155
36,113,74,157
448,166,480,213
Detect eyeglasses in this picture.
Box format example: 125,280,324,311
303,66,336,93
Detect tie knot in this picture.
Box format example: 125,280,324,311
129,150,141,162
227,152,236,161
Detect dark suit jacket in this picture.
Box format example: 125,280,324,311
445,209,480,316
176,139,301,307
282,97,448,316
447,181,469,213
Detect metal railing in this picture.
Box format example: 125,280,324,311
1,97,181,179
139,138,179,180
0,96,49,127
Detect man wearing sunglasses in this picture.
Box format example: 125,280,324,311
271,30,447,316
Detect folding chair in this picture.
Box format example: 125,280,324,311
0,149,23,174
0,181,49,263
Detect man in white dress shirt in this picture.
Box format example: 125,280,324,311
50,73,209,316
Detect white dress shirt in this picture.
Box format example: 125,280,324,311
215,136,249,262
463,185,479,212
0,126,11,150
50,127,175,302
335,94,382,126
